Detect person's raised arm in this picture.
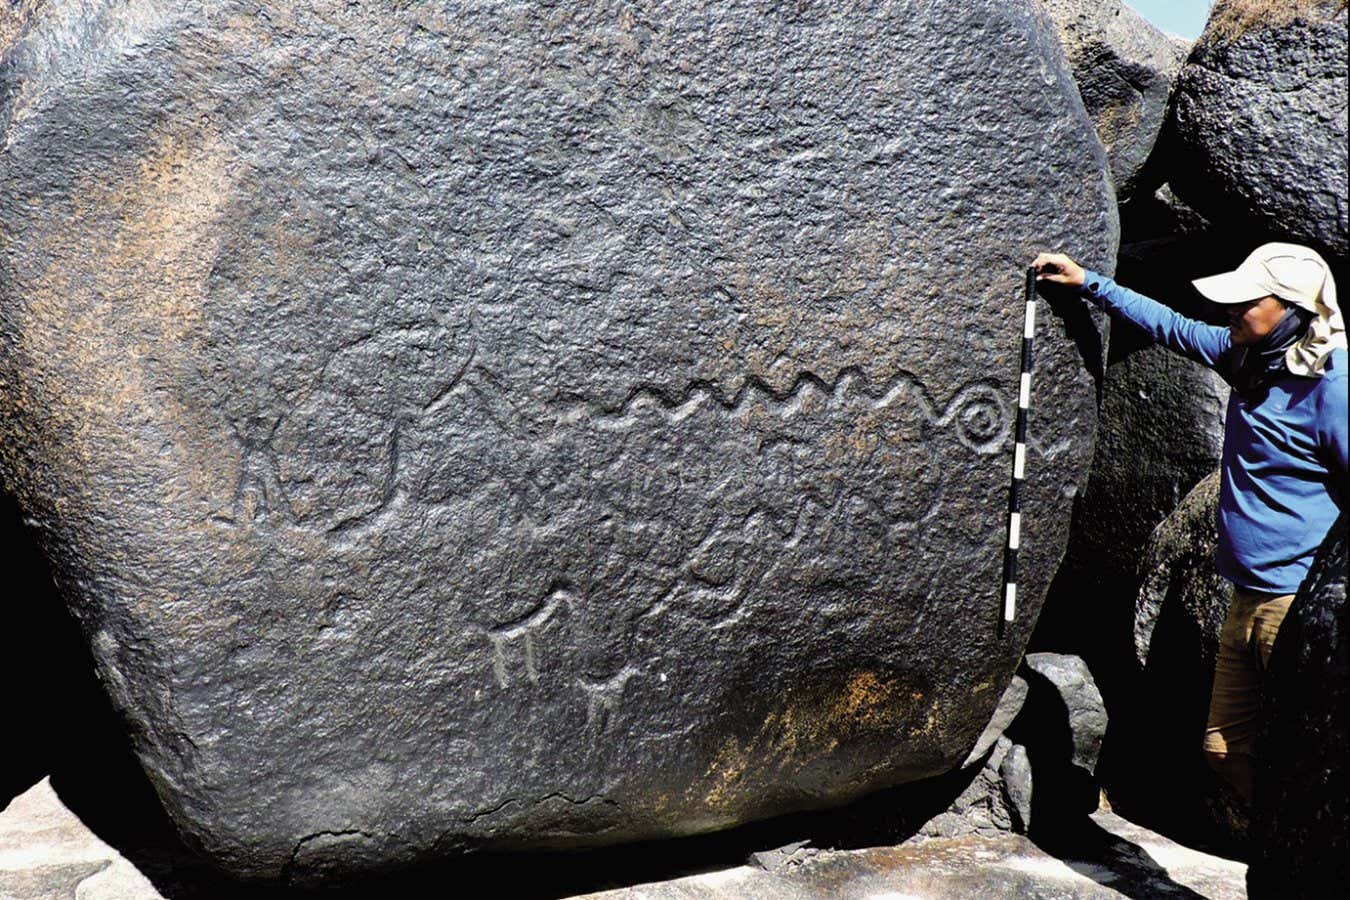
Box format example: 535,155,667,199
1033,252,1232,370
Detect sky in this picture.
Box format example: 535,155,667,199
1125,0,1213,39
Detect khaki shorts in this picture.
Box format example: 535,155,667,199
1202,587,1294,762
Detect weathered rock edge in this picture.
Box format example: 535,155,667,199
0,0,1116,881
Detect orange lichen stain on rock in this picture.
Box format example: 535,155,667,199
17,128,242,522
695,670,911,814
830,671,899,728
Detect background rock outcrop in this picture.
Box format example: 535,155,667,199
1040,0,1189,198
1113,471,1249,848
1249,516,1348,897
0,0,1116,882
1170,0,1350,259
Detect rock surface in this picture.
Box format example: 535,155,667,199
962,674,1030,768
0,0,1115,881
1122,471,1248,848
1134,472,1227,676
1170,0,1349,258
1040,0,1188,197
1249,516,1348,897
1029,220,1231,756
0,779,163,900
0,777,1249,899
917,736,1021,840
586,810,1251,899
1008,653,1107,824
0,2,42,53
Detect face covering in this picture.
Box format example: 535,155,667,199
1228,305,1315,398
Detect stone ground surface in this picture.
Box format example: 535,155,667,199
0,778,1246,899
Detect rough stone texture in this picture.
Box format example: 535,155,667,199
998,741,1035,835
583,810,1251,899
1122,471,1248,849
916,736,1018,840
962,674,1030,768
1040,0,1189,198
0,768,1250,899
0,2,43,54
1249,516,1348,897
1074,247,1230,618
745,840,817,875
0,779,163,900
1007,653,1107,824
1170,0,1350,259
0,0,1116,881
1134,473,1227,678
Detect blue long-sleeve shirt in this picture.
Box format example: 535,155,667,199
1080,270,1347,594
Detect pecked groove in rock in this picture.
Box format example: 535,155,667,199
0,0,1115,881
555,367,1012,457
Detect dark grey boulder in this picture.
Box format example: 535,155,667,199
1123,471,1248,847
1019,653,1106,779
1170,1,1349,258
1007,653,1106,826
1029,225,1230,724
1249,517,1348,897
1040,0,1189,198
0,0,1116,881
962,674,1030,769
1134,472,1228,670
917,736,1019,840
999,741,1035,835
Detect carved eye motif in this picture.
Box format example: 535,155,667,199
947,384,1009,455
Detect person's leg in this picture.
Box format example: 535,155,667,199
1250,593,1294,672
1202,589,1293,803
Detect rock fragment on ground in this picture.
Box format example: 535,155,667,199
962,675,1030,769
1007,653,1108,824
0,779,161,900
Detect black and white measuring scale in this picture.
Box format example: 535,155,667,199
1001,266,1039,631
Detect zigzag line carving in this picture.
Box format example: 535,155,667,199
556,367,1011,455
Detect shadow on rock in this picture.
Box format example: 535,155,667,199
0,487,117,808
1033,817,1210,900
41,739,991,898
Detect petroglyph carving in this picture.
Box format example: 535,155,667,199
486,587,575,689
557,368,1012,456
577,665,639,735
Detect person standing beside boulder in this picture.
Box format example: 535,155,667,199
1031,244,1347,805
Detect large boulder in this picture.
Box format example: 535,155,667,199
1115,471,1248,847
1007,652,1107,826
1040,0,1189,198
1170,0,1349,259
1249,517,1348,896
0,0,1116,881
